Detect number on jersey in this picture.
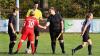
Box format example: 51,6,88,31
28,20,34,28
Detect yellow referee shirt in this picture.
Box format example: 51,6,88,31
26,9,42,21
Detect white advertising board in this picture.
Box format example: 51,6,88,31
64,19,100,33
0,20,8,32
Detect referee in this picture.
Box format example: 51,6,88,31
45,7,65,54
26,1,43,52
72,13,93,55
8,7,19,54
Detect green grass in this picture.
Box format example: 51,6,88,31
0,33,100,56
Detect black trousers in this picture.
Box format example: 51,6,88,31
34,26,39,36
50,29,63,42
8,31,16,41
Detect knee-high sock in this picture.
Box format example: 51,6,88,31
9,42,15,53
60,42,65,52
51,42,56,53
74,45,83,51
27,40,30,49
35,39,38,48
17,42,22,51
9,43,12,52
88,45,92,54
31,43,35,53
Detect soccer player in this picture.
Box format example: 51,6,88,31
72,13,93,55
8,7,19,54
14,11,45,54
45,7,65,54
26,1,43,52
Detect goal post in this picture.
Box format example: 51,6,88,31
16,0,19,32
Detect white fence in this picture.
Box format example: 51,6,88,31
0,19,100,33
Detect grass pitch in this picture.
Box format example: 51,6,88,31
0,33,100,56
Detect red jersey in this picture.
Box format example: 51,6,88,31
23,16,39,30
17,16,38,53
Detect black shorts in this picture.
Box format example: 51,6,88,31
34,26,39,36
82,33,90,42
50,30,63,42
8,32,17,41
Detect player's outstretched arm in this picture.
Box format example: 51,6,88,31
45,22,50,29
38,25,46,29
38,22,50,29
81,25,88,36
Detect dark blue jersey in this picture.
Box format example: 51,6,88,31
82,19,92,34
8,14,16,32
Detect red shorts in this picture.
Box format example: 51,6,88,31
20,29,34,41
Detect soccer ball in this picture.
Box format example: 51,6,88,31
25,49,32,54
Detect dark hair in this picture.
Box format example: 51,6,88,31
34,1,39,4
49,7,59,14
13,7,19,12
32,1,39,7
86,13,93,18
49,7,56,11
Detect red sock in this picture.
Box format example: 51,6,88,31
17,42,22,51
31,43,35,54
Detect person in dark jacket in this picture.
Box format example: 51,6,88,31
8,7,19,54
45,7,65,54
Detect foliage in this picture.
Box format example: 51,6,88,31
0,0,100,19
48,0,100,18
0,0,15,19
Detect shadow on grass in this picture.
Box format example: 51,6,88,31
0,52,25,55
0,52,8,54
35,52,51,55
0,52,67,56
35,52,67,55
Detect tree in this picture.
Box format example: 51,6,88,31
0,0,100,19
0,0,15,19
